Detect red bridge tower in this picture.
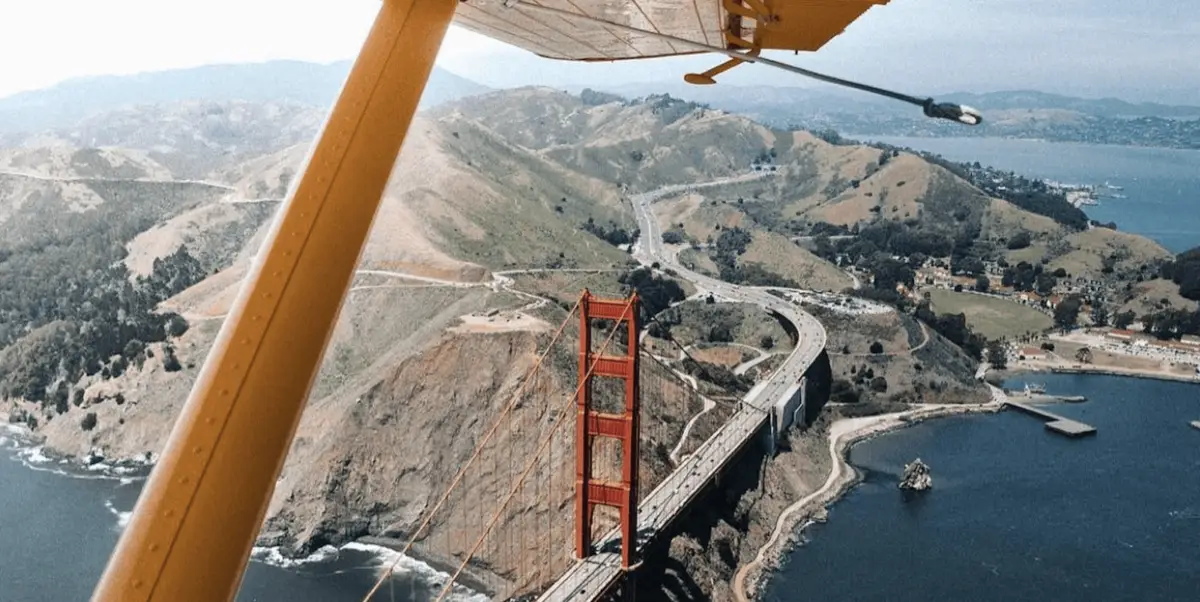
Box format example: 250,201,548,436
575,290,640,571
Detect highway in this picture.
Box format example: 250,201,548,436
536,179,827,602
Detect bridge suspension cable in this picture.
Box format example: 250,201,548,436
430,299,635,602
359,296,581,602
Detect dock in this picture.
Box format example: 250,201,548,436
1023,394,1087,404
1003,400,1097,438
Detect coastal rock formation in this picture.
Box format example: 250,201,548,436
899,458,933,491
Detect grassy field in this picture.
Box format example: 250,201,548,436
929,288,1053,340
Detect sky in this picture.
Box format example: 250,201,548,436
2,0,1198,103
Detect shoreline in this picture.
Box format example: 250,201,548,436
732,399,1004,602
1003,364,1200,386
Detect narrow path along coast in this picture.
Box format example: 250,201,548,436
732,388,1007,602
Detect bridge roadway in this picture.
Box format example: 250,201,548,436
536,178,828,601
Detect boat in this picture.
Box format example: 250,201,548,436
1191,420,1200,431
1024,383,1047,395
1105,180,1124,191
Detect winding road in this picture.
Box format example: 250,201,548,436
536,175,829,602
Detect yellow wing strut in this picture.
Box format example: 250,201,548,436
90,1,457,600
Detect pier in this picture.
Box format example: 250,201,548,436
1003,400,1097,438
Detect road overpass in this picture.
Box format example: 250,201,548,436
536,178,828,601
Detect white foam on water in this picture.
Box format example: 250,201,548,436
341,542,490,602
104,499,133,531
250,545,340,569
22,446,52,464
1169,508,1200,520
4,442,147,482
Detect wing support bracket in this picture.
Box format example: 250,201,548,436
685,0,771,85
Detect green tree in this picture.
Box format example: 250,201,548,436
760,335,775,350
1113,310,1136,329
1006,231,1032,250
162,345,183,373
1091,302,1110,327
975,275,990,293
986,340,1008,369
1054,297,1083,331
661,230,684,244
53,383,70,415
166,314,190,338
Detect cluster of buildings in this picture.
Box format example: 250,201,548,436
1015,329,1200,376
1103,329,1200,354
907,260,1110,314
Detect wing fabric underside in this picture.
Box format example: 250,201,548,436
454,0,889,61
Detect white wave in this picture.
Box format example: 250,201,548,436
21,446,52,464
104,499,133,530
3,423,28,435
342,542,490,602
3,440,147,483
250,544,340,569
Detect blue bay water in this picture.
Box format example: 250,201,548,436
855,136,1200,254
764,374,1200,602
0,431,453,602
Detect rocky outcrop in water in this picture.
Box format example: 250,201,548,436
899,458,932,491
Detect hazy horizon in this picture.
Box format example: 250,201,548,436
2,0,1198,104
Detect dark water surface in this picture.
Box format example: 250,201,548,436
764,374,1200,602
5,375,1199,601
0,429,475,602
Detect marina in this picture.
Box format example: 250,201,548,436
1044,179,1128,208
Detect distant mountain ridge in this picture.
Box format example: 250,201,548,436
0,60,489,135
583,82,1200,149
938,90,1200,119
587,82,1200,120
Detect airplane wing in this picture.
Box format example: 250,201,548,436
454,0,891,61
